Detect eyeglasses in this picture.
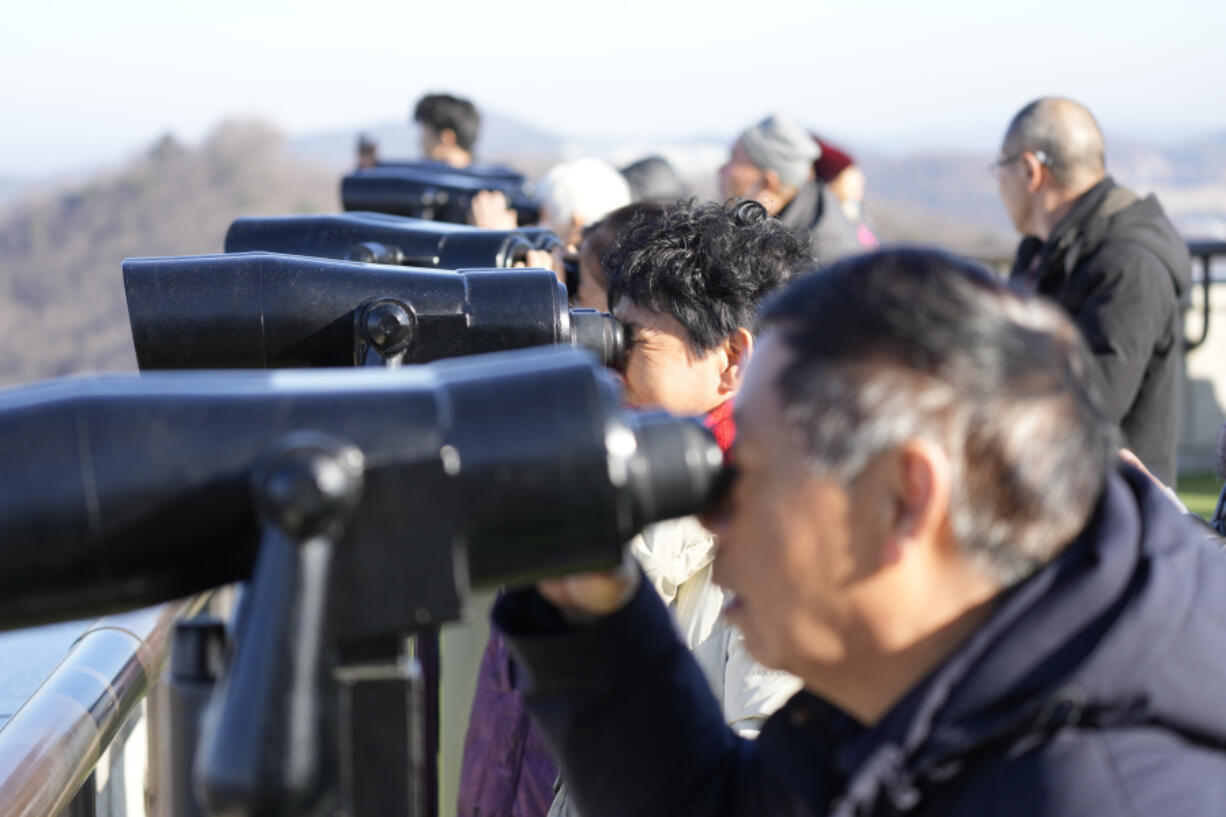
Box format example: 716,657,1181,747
988,149,1051,175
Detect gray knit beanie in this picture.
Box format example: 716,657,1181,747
738,114,820,187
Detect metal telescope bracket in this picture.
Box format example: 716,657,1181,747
194,428,445,817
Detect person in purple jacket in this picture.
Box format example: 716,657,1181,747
456,628,557,817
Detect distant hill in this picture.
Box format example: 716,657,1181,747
0,177,24,206
0,121,337,387
1111,132,1226,188
866,197,1015,260
859,150,1015,239
1108,132,1226,239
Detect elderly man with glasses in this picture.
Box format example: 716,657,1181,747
993,97,1191,484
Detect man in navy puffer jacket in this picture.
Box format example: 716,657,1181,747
494,248,1226,816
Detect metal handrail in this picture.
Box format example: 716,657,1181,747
0,595,208,817
1185,239,1226,352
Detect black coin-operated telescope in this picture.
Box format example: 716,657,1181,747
224,212,562,271
341,161,540,226
0,348,725,816
123,252,623,370
121,248,623,814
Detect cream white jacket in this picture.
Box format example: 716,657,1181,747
629,516,802,737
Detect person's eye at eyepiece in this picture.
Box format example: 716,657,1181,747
610,324,639,375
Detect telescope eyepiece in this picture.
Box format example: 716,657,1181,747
569,308,625,369
622,412,726,529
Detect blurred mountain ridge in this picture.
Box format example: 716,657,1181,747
0,120,337,387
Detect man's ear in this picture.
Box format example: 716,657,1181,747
762,168,784,194
717,328,754,396
1021,152,1047,194
880,439,952,567
438,127,459,148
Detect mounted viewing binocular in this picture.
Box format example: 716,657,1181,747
225,211,560,270
123,252,623,369
341,161,539,225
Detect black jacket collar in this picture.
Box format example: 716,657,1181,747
1011,177,1119,289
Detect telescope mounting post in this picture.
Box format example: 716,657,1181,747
195,433,366,817
350,315,441,817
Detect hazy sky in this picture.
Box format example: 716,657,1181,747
3,0,1224,176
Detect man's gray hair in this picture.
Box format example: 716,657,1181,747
759,249,1118,585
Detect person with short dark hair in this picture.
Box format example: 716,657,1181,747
494,247,1226,817
996,97,1191,483
719,114,861,265
413,92,480,168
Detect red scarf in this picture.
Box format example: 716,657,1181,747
702,399,736,455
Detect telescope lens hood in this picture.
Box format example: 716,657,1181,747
624,411,725,528
569,309,625,368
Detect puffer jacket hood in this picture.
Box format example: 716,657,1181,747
831,465,1226,814
1083,183,1191,300
1019,177,1190,302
